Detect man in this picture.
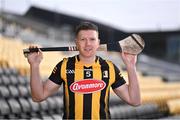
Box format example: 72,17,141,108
27,22,141,119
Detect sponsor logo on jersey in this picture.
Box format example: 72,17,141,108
66,69,75,74
70,79,106,94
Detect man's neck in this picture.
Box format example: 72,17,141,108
79,55,96,64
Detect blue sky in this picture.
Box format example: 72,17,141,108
1,0,180,32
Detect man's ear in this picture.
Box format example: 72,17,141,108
98,39,100,45
75,39,78,48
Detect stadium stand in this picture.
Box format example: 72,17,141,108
0,35,65,119
138,54,180,82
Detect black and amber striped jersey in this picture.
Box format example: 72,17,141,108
49,55,126,119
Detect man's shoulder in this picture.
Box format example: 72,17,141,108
98,56,114,65
61,55,76,62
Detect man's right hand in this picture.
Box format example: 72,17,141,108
27,46,43,66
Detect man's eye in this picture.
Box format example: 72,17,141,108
80,39,85,41
80,39,84,41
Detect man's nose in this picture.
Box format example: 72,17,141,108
85,39,91,45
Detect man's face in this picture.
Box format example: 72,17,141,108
76,30,100,58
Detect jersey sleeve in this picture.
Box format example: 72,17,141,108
48,61,64,85
111,64,126,89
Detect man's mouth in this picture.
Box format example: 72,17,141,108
84,48,92,52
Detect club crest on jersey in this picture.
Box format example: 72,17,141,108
70,79,106,94
103,70,108,78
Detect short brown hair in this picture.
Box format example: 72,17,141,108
75,22,98,36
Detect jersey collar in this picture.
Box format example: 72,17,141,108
76,55,99,67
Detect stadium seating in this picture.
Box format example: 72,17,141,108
110,70,180,119
0,67,63,119
110,103,166,119
0,38,64,119
0,36,66,77
167,99,180,115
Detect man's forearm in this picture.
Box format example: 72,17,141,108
127,66,141,106
30,65,44,101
